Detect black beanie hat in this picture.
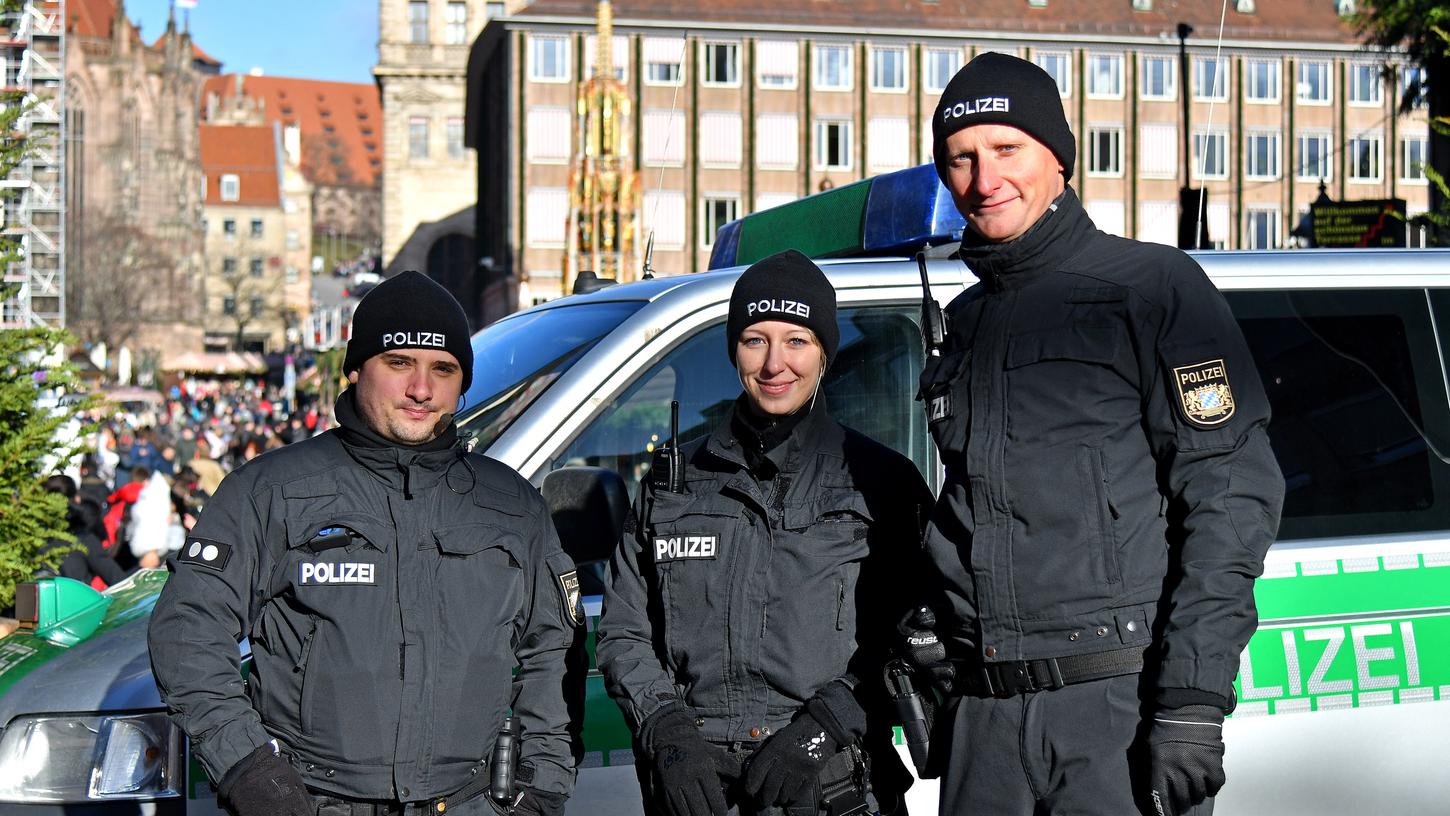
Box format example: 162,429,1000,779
343,270,474,391
932,52,1076,184
726,250,838,366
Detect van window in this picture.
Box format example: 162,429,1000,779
548,305,929,500
1228,289,1450,541
458,300,645,451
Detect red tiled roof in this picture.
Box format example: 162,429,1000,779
200,74,382,189
192,42,220,65
200,124,280,207
67,0,124,39
517,0,1358,44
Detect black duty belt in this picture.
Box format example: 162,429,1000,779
431,765,493,814
950,645,1145,698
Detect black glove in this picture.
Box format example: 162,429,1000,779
511,788,567,816
217,742,313,816
742,709,839,809
897,606,955,694
1145,704,1226,816
641,707,730,816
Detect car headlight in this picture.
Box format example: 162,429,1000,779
0,712,182,803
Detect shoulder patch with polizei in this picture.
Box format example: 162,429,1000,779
178,537,233,571
558,570,583,627
1173,358,1236,428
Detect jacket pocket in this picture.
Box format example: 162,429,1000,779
1080,445,1122,587
918,349,971,459
296,616,319,734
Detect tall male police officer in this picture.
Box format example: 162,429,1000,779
149,271,582,816
902,53,1285,816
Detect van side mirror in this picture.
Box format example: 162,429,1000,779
541,466,629,566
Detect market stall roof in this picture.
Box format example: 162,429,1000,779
160,351,268,375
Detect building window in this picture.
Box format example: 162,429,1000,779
756,40,798,89
250,218,263,238
250,296,264,317
220,174,240,202
223,296,237,316
867,116,910,173
585,35,628,80
447,117,465,160
870,45,907,92
485,2,504,21
643,36,684,86
700,196,740,249
526,107,571,164
529,35,570,82
1085,200,1125,237
1087,125,1123,176
814,119,852,171
1244,130,1280,180
642,109,685,166
1193,57,1228,101
1401,64,1428,109
1349,62,1382,105
699,111,742,168
285,266,299,284
1034,51,1071,97
924,47,962,93
642,190,685,250
1087,53,1123,98
1246,207,1280,249
702,41,740,86
222,257,237,275
408,1,429,44
525,188,568,248
286,230,300,250
223,218,236,238
1245,59,1280,102
444,2,467,45
755,192,797,213
249,257,264,278
814,44,853,91
1138,199,1178,246
1138,123,1177,178
756,114,799,170
1192,128,1228,180
1140,54,1176,100
1296,131,1332,181
1296,60,1331,104
1401,134,1428,182
1349,131,1382,181
409,117,429,159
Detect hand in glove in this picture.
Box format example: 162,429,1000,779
641,707,731,816
742,710,839,809
510,788,568,816
897,606,955,694
217,742,313,816
1145,704,1226,816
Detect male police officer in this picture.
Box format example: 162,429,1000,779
903,53,1284,816
149,271,582,816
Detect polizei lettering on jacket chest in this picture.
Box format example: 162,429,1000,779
941,96,1010,122
653,534,719,562
298,561,377,585
382,331,446,349
746,299,810,319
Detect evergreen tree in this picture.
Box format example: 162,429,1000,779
0,4,94,607
1358,1,1450,243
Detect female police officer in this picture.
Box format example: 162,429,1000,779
597,249,933,816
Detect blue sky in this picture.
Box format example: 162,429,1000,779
131,0,379,84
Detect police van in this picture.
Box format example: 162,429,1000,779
2,164,1449,814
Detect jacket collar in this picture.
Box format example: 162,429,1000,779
332,387,461,496
957,186,1093,293
705,393,843,478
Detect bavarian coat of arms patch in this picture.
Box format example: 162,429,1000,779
1172,358,1236,427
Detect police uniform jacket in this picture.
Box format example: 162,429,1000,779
597,399,931,764
919,187,1284,708
148,390,581,802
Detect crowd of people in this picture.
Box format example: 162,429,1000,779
41,380,333,588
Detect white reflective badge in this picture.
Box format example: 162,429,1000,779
298,561,377,585
179,537,232,571
1173,358,1236,428
653,534,719,562
558,570,583,627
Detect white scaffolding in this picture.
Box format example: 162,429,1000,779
1,0,65,329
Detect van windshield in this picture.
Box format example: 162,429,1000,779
457,300,646,452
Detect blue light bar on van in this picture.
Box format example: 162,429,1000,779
707,164,966,269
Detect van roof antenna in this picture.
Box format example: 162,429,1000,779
642,230,656,280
